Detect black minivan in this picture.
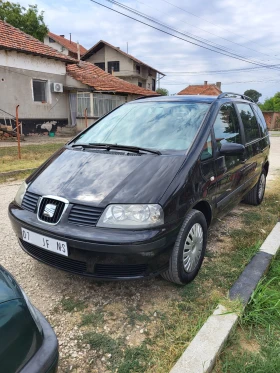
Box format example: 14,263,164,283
9,93,269,284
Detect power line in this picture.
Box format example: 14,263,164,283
163,78,280,85
158,0,279,56
134,0,276,61
91,0,280,72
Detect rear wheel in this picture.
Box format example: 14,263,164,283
243,170,266,206
161,209,207,285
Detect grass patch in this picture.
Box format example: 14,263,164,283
214,254,280,373
0,170,33,184
118,344,151,373
0,143,64,173
126,307,151,326
80,310,104,327
60,297,86,313
83,331,121,355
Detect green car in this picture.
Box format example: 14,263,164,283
0,265,58,373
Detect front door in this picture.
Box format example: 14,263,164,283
213,103,246,213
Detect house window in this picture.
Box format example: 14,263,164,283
152,79,156,91
138,82,143,87
77,92,126,118
95,62,105,71
136,64,141,74
49,37,55,43
77,92,91,117
33,80,47,102
108,61,120,73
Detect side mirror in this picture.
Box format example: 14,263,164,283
219,142,245,156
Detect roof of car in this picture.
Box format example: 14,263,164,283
130,94,254,104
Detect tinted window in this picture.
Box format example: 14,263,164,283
213,103,241,147
236,103,260,143
74,102,210,152
253,105,268,137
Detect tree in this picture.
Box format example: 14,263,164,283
244,89,262,103
156,88,169,96
0,1,48,41
259,92,280,112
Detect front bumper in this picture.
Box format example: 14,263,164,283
21,308,58,373
9,202,180,280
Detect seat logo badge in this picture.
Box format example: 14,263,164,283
43,203,57,218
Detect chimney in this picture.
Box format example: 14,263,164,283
116,47,120,50
77,41,80,61
204,81,208,85
216,81,221,90
60,35,65,38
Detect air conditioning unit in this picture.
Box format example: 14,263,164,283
51,82,63,93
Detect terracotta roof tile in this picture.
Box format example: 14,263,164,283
178,84,221,96
67,61,159,96
82,40,165,76
48,32,87,56
0,20,77,63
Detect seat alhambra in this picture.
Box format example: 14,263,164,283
9,93,269,284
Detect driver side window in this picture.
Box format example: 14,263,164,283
213,103,241,149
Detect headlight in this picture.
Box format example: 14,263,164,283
14,181,27,206
97,204,164,228
21,288,43,334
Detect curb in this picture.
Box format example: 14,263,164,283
0,168,36,178
170,222,280,373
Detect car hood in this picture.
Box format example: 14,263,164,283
28,148,185,206
0,265,22,304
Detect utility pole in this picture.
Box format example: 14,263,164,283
127,42,128,54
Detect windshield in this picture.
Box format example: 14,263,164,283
73,101,210,153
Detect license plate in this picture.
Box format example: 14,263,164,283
21,228,68,257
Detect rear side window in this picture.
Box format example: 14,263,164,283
252,105,268,137
213,103,241,147
236,103,260,143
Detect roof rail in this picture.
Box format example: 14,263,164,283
134,94,161,100
217,92,254,103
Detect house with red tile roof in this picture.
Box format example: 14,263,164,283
44,32,88,59
178,81,222,96
0,21,157,136
82,40,165,91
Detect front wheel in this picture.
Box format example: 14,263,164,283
161,209,207,285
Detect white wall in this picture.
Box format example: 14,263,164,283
0,50,66,75
43,36,69,55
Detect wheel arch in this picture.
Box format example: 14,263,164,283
263,161,269,176
191,200,212,227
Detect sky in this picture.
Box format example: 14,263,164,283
19,0,280,100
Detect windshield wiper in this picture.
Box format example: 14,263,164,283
72,143,161,155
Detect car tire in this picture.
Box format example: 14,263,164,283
243,170,266,206
161,209,207,285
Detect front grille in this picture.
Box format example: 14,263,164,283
95,264,147,278
19,239,87,274
38,198,65,224
68,204,104,226
22,192,40,212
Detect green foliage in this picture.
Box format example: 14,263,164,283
0,1,48,41
244,89,262,103
259,91,280,112
156,88,169,96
